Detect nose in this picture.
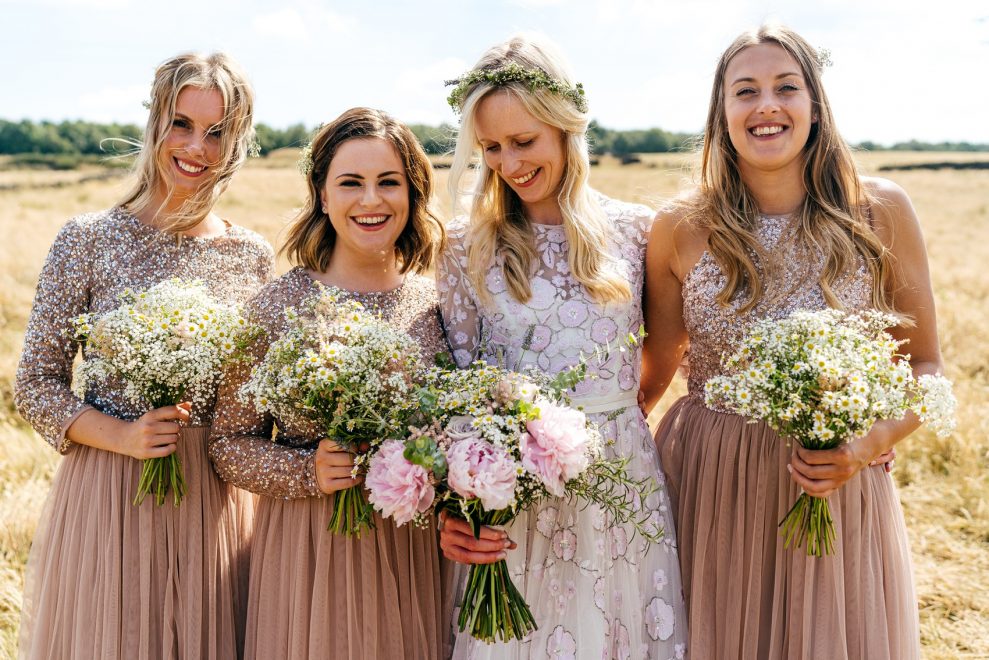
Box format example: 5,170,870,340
501,147,522,177
756,94,781,115
361,183,381,207
186,131,206,158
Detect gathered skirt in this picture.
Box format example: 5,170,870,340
244,494,452,660
19,426,253,660
655,396,920,660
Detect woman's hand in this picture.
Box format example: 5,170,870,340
314,439,361,495
116,402,190,459
788,428,892,498
438,511,517,565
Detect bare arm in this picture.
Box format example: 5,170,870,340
790,178,944,496
641,210,691,412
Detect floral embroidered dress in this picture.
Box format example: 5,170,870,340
437,195,687,660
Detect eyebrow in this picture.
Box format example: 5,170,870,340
730,72,803,85
335,171,404,180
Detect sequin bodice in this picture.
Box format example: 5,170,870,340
14,207,274,451
683,215,873,407
209,267,449,499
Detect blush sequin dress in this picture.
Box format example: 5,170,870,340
654,214,920,659
209,267,453,660
437,195,688,660
14,207,274,660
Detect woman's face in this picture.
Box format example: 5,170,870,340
159,86,225,199
723,43,815,177
320,137,410,263
474,90,566,221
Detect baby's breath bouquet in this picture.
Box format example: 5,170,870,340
72,278,261,506
705,308,956,556
364,357,660,643
239,286,423,536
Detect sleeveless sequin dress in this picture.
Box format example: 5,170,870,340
209,267,454,660
654,214,920,659
14,208,274,659
437,195,687,660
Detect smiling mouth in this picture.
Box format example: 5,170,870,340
750,125,786,137
174,157,207,175
511,168,540,185
352,215,389,227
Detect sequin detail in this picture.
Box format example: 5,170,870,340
683,214,873,410
208,267,449,499
14,207,274,452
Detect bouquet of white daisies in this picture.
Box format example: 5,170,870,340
72,278,261,506
239,286,424,536
705,308,956,556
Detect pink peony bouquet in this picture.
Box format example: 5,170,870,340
364,358,660,643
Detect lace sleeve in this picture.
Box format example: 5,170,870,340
435,220,483,368
208,289,322,500
14,218,94,453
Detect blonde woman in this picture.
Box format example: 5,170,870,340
645,24,938,659
14,53,273,659
209,107,452,660
436,34,687,659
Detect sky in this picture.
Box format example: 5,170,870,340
3,0,987,145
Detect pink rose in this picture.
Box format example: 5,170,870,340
446,437,518,511
366,440,435,526
521,401,590,496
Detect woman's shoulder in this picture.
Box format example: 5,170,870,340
222,223,275,259
246,267,310,321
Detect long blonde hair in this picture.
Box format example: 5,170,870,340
689,24,895,314
449,35,630,305
119,52,256,234
281,107,446,274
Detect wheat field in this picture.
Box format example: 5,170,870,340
0,152,986,658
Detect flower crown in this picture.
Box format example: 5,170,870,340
445,61,587,114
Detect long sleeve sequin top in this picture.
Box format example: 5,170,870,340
208,267,450,499
14,207,275,453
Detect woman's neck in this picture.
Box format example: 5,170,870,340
738,160,807,216
309,246,404,293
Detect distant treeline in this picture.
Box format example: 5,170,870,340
2,118,986,161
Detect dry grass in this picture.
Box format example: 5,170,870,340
0,152,986,658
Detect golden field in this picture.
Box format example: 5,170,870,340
0,151,986,658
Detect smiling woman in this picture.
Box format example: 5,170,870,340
14,51,274,660
207,107,452,660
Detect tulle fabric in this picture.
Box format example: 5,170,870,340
244,495,453,660
19,427,252,660
656,396,920,660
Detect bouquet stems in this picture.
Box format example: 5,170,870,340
454,507,536,643
134,452,187,506
458,558,536,643
327,485,375,536
779,491,835,557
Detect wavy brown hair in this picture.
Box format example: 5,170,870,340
688,24,895,314
281,107,445,274
119,52,256,233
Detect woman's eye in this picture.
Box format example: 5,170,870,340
207,128,223,139
484,144,500,153
779,83,799,93
339,180,361,187
380,178,402,187
736,87,755,97
172,119,190,129
516,139,533,148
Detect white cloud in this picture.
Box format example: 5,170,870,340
251,5,356,41
393,57,470,125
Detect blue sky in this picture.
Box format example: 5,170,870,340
3,0,987,144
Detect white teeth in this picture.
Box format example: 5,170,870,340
176,159,206,173
512,169,538,184
353,215,387,225
751,125,785,136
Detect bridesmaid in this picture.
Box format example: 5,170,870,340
209,107,451,660
14,52,273,659
436,34,687,659
644,24,938,659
